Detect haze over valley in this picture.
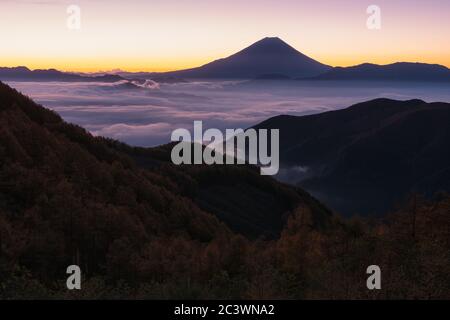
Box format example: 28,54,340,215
5,79,450,147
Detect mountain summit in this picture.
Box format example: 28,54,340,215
236,37,307,55
163,37,331,79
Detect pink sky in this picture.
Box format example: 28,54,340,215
1,0,449,71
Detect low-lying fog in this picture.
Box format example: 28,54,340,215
7,79,450,147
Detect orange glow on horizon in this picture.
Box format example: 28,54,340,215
0,57,216,73
2,52,449,74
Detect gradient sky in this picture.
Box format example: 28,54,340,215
1,0,450,72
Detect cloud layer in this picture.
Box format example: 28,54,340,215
7,79,450,146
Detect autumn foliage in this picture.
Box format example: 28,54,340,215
0,82,448,299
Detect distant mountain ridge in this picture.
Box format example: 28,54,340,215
0,66,124,82
3,38,450,81
254,98,450,215
309,62,450,81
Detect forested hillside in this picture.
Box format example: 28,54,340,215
0,82,449,299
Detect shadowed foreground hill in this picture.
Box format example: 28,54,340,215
0,80,329,240
255,98,450,215
0,81,327,296
0,82,449,299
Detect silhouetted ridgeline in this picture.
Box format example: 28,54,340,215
255,98,450,216
0,66,124,82
3,47,450,82
0,81,449,299
309,62,450,81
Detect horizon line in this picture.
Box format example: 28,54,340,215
3,60,450,74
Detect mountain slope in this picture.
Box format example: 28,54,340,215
0,80,330,261
162,37,331,79
1,82,449,300
310,62,450,81
254,98,450,215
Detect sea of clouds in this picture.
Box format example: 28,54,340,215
7,79,450,147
